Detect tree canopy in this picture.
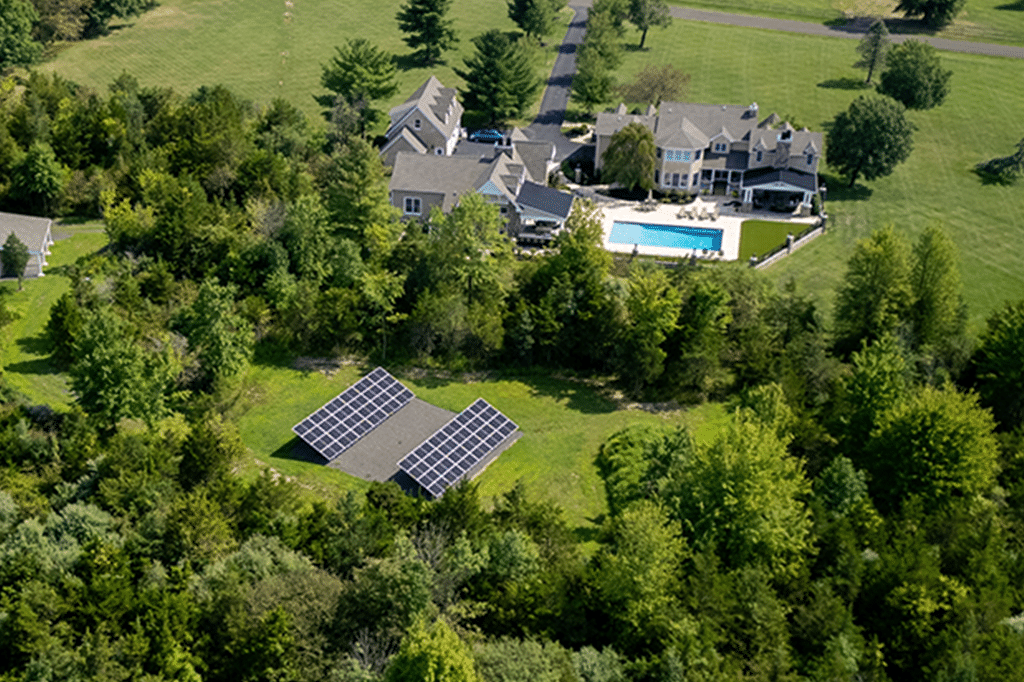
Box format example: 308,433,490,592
601,122,655,194
0,0,42,68
878,39,952,110
826,95,914,187
396,0,458,66
507,0,565,40
895,0,966,28
853,18,891,84
627,0,671,49
317,39,398,133
973,299,1024,430
0,232,29,289
456,30,541,125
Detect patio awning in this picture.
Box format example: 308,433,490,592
741,168,817,193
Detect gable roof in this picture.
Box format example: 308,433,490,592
387,76,462,142
516,181,574,220
742,168,818,192
0,212,53,254
390,149,528,212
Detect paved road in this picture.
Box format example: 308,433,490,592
524,4,589,160
665,6,1024,59
525,2,1023,162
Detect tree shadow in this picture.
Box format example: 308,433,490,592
525,374,617,415
820,172,873,202
4,356,59,378
817,77,873,90
995,0,1024,9
573,523,603,544
395,53,431,72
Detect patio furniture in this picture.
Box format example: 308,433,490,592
710,204,720,220
698,205,709,220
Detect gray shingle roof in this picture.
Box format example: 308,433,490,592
742,168,818,192
387,76,463,142
0,211,52,254
516,181,573,219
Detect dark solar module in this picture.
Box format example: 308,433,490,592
291,367,415,461
397,398,518,497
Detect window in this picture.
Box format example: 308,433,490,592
682,174,688,186
671,173,680,187
682,151,691,162
714,142,727,153
695,150,701,160
756,150,763,163
806,153,814,165
413,119,421,130
435,147,443,155
654,170,660,184
404,197,421,215
656,148,662,158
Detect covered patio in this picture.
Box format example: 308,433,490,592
739,168,819,215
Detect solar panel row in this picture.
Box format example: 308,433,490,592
292,367,414,461
398,398,518,497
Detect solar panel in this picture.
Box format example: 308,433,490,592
292,367,414,461
398,398,518,497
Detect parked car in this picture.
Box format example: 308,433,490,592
469,129,504,143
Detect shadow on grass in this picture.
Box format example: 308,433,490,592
573,523,603,544
526,375,616,415
819,172,873,202
996,0,1024,9
4,356,58,377
817,77,873,90
270,436,327,465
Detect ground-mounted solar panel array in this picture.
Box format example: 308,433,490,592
292,367,414,461
398,398,518,498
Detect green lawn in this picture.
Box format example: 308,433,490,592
37,0,571,126
667,0,1024,45
614,21,1024,332
232,362,728,530
0,224,107,407
739,220,797,261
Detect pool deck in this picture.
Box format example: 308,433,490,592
597,201,818,262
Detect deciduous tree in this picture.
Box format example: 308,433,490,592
317,39,398,133
396,0,457,66
572,45,616,114
507,0,564,40
456,30,542,125
1,232,30,289
616,63,689,105
627,0,671,49
878,39,952,110
826,95,913,187
0,0,41,67
895,0,965,28
909,225,964,349
384,619,480,682
176,280,254,388
853,18,891,84
833,226,913,355
864,386,999,512
601,122,655,195
973,299,1024,430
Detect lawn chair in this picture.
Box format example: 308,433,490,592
698,205,709,220
710,204,720,220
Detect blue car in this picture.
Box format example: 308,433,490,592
469,129,504,143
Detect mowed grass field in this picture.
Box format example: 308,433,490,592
739,220,798,261
611,21,1024,331
38,0,571,125
667,0,1024,45
232,362,729,529
0,224,106,407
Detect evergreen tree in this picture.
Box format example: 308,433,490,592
507,0,561,40
0,0,42,68
456,30,542,125
0,232,30,290
895,0,965,28
396,0,457,66
853,18,891,84
317,39,398,133
826,95,914,187
973,300,1024,430
572,45,616,114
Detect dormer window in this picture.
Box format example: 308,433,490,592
435,147,443,155
713,142,727,153
806,152,814,165
780,130,792,141
756,150,763,162
414,118,422,130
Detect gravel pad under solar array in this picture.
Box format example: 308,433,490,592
398,398,518,497
292,367,414,461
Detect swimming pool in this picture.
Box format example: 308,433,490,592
609,221,723,251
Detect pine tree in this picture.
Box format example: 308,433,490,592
395,0,457,66
456,31,542,125
572,45,616,114
1,232,30,290
853,18,891,84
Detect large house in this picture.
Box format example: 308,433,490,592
384,77,573,242
0,211,53,279
380,76,464,167
595,102,824,212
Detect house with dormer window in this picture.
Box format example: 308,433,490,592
380,76,464,167
595,101,823,212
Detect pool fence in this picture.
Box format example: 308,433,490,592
751,216,827,270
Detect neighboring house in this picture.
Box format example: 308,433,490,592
380,76,464,167
0,211,53,278
389,129,573,243
595,102,823,212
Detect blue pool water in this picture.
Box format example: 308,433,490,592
610,221,723,251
